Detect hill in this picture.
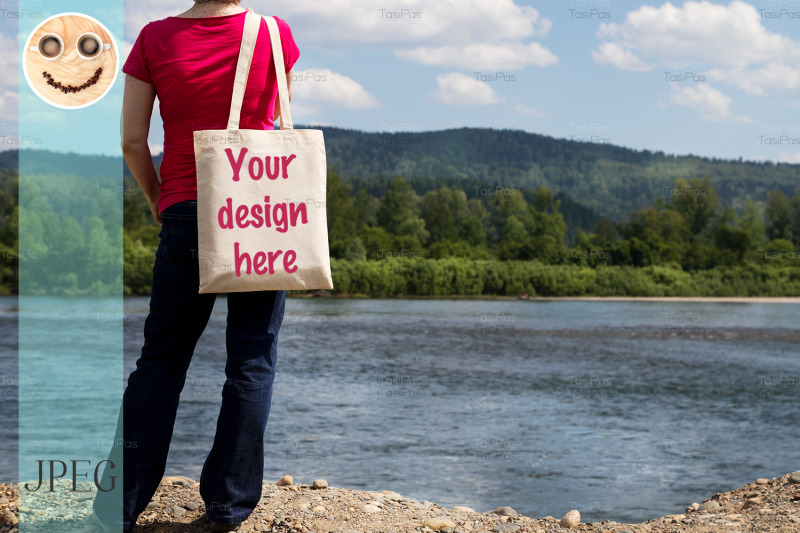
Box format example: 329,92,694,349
317,126,800,221
2,127,798,223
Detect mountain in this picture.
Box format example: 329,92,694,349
2,126,798,223
317,126,800,221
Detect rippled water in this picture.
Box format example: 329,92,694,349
1,296,799,523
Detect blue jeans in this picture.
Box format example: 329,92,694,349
94,200,285,529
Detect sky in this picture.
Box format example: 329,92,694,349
2,0,800,163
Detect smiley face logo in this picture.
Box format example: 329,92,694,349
23,13,119,109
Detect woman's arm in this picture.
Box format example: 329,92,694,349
271,68,293,123
121,74,161,225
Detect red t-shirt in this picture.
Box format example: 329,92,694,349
122,12,300,214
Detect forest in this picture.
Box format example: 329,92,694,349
1,130,800,297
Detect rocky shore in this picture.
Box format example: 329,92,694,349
1,471,799,533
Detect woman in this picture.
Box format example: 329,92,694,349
87,1,299,531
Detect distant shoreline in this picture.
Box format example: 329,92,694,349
288,293,800,303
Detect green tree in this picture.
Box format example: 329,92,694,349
421,187,468,244
668,176,719,236
376,176,429,245
326,170,358,258
497,216,527,259
345,237,367,262
765,189,793,241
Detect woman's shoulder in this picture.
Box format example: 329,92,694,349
259,14,294,33
131,16,175,37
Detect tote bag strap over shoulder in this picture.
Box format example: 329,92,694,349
227,10,294,131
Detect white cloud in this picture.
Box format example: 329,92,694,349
123,0,557,72
592,1,800,95
591,43,654,72
779,152,800,164
261,0,551,47
514,104,543,118
0,89,18,122
431,72,503,105
396,42,557,71
0,31,19,119
668,83,749,122
291,69,380,110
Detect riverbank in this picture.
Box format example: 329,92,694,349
288,293,800,303
1,471,798,532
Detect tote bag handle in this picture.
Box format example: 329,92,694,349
227,10,293,131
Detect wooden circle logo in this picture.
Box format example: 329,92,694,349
23,13,119,109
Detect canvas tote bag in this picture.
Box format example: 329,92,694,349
194,10,332,293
